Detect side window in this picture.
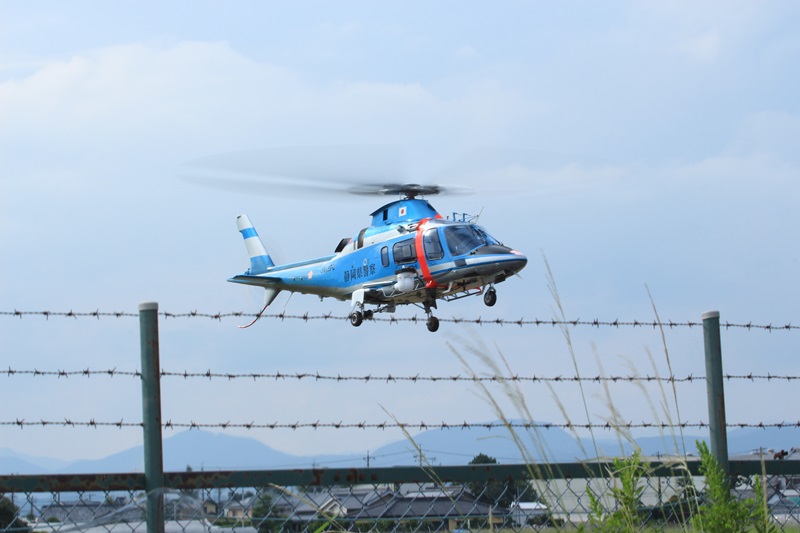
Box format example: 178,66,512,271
423,228,444,260
381,246,390,267
392,238,416,264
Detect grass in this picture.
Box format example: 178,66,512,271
397,256,794,532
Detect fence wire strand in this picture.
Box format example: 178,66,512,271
3,310,797,330
3,368,799,382
3,419,799,430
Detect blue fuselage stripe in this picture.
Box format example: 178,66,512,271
240,227,258,239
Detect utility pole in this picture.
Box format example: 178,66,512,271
414,451,435,467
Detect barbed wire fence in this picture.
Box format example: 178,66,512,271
2,309,798,330
3,419,800,431
4,368,800,382
2,308,798,436
2,308,799,532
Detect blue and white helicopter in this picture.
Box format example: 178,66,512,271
229,183,527,332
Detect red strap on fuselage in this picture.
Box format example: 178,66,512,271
414,217,440,289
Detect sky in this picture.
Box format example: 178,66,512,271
1,1,799,466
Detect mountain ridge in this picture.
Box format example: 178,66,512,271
2,423,798,475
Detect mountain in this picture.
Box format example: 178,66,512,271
0,457,49,475
59,430,306,474
0,447,69,473
367,424,750,465
2,424,797,475
369,422,601,466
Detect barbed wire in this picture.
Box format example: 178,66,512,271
2,419,799,430
2,310,797,331
3,368,800,383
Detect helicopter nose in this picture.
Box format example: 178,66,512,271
506,250,528,275
471,245,527,272
468,247,527,279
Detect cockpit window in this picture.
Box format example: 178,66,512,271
423,228,444,260
475,226,501,246
444,225,485,256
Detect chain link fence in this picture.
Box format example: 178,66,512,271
3,460,799,532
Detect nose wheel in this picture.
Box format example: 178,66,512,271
349,309,374,327
483,287,497,307
349,311,363,327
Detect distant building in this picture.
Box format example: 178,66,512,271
40,500,143,524
509,500,549,526
202,499,218,516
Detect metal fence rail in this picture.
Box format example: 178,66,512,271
3,460,799,532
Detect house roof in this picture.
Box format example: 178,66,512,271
513,501,548,511
348,488,503,520
272,487,394,520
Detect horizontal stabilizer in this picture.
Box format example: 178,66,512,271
228,274,282,288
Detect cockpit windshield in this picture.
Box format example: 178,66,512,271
443,225,496,256
475,225,501,246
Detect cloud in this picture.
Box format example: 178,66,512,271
728,111,800,163
454,45,479,61
677,30,722,63
1,42,298,150
0,41,533,158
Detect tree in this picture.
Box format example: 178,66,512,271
467,453,536,508
0,496,31,533
251,493,276,533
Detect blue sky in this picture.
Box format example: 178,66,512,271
1,1,798,465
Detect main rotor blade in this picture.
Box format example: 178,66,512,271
183,144,596,199
184,145,475,198
185,145,409,186
183,174,355,198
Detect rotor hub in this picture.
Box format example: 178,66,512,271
347,183,443,199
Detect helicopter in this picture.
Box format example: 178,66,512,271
229,183,528,332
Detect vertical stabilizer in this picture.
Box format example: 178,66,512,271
236,215,275,274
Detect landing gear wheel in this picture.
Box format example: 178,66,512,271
349,311,364,327
426,316,440,333
483,288,497,307
364,310,374,320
